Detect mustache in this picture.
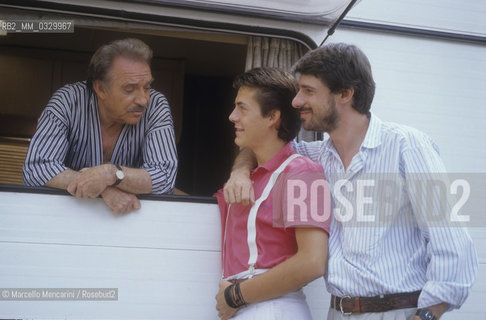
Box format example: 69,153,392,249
127,105,147,112
299,107,312,112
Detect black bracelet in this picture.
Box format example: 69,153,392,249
224,282,247,309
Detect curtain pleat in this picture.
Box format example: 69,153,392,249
245,37,305,71
245,36,316,141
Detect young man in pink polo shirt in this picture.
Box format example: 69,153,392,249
214,67,331,319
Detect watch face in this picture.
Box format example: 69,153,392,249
418,309,436,320
116,170,125,180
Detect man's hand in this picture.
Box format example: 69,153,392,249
223,148,257,205
414,303,448,320
223,169,254,205
101,187,141,215
215,280,238,320
67,165,114,198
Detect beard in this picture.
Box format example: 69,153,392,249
302,96,338,132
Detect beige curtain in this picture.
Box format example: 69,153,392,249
245,36,316,142
245,37,306,71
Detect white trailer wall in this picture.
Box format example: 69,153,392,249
347,0,486,36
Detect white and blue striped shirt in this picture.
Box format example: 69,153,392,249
293,114,477,309
23,82,178,194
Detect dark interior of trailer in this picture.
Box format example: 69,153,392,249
0,20,248,196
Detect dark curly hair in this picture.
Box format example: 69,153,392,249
293,43,375,117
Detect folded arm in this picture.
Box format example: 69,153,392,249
63,164,151,198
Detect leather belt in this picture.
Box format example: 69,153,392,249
330,291,420,315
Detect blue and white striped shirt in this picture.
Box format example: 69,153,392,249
293,114,477,309
23,81,178,194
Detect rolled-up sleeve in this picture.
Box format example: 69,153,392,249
142,92,178,194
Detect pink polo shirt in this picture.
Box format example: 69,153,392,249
215,143,331,278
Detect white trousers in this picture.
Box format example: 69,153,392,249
232,289,312,320
327,307,416,320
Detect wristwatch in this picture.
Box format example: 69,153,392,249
415,308,437,320
112,165,125,186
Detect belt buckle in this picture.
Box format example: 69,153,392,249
339,295,353,316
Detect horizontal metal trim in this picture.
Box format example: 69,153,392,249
0,184,217,204
340,19,486,46
0,0,318,49
120,0,334,24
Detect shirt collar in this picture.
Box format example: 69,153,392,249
319,113,382,156
253,142,295,174
361,113,382,150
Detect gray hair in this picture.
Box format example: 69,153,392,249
87,38,153,90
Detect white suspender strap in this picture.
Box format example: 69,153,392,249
246,153,302,276
222,204,231,279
